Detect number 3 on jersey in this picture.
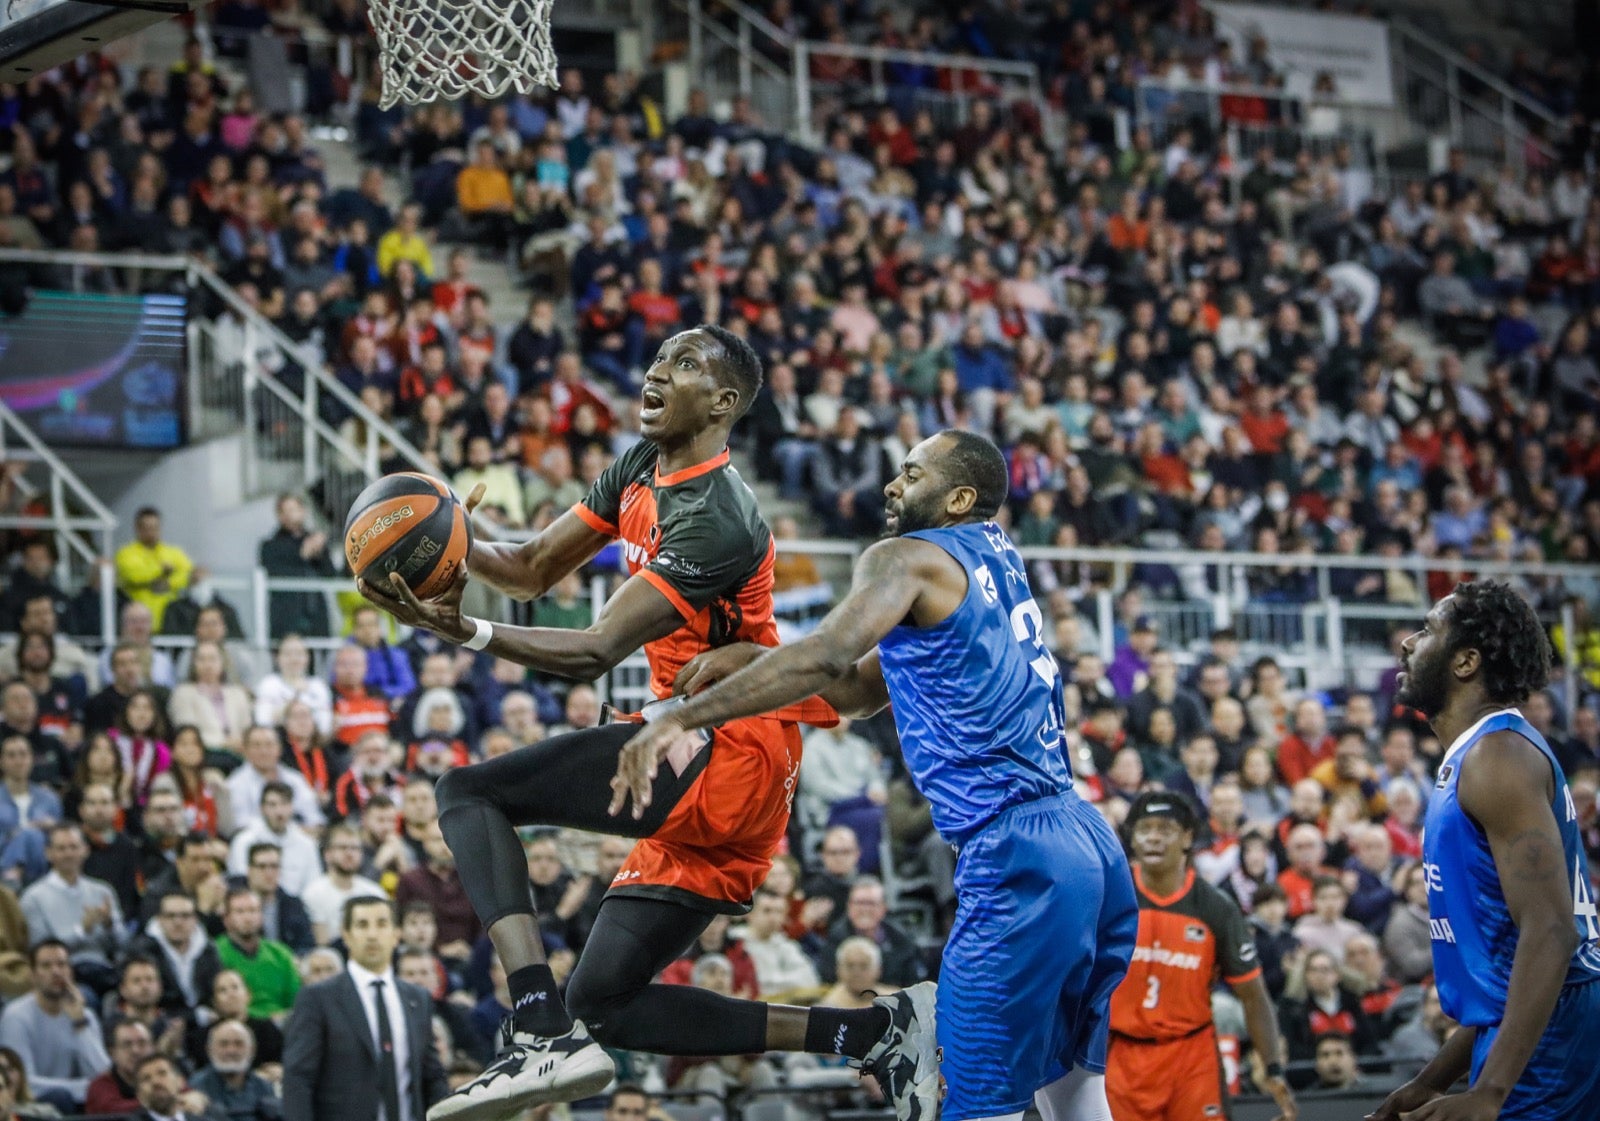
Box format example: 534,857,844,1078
1141,976,1160,1010
1009,598,1059,687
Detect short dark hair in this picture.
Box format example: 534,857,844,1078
134,506,161,522
28,938,70,967
260,781,294,806
155,889,197,915
934,429,1007,519
1253,883,1288,907
1311,874,1347,896
135,1053,181,1080
700,323,763,420
1315,1031,1353,1052
247,842,282,867
176,832,213,859
119,954,161,983
607,1084,651,1110
223,885,257,911
342,894,397,931
401,900,436,920
1445,580,1552,705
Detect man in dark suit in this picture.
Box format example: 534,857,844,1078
283,895,449,1121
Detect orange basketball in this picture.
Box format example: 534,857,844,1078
343,473,473,599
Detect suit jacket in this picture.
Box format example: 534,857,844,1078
283,970,449,1121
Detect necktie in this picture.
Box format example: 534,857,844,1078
372,979,403,1121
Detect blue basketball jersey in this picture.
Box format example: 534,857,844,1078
1422,709,1600,1027
876,522,1073,845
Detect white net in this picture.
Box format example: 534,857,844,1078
368,0,559,108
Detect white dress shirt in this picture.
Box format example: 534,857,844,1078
348,960,414,1121
225,822,323,896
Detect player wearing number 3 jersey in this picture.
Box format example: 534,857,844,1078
1368,582,1600,1121
1108,793,1296,1121
616,431,1139,1121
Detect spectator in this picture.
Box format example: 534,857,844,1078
0,940,111,1108
1277,697,1337,786
1308,1032,1364,1092
810,410,882,537
300,824,384,946
454,436,526,527
395,820,479,959
190,1020,278,1121
100,603,178,691
232,841,314,955
168,643,253,757
331,731,406,822
213,888,300,1020
0,733,62,832
85,1019,153,1115
1310,728,1388,821
111,689,173,806
1278,822,1335,920
85,643,154,737
1341,823,1398,933
114,508,194,631
100,955,184,1054
1278,948,1379,1066
130,1052,216,1121
140,833,228,934
802,825,861,923
348,606,417,703
225,727,325,832
377,203,434,279
21,824,127,987
1386,983,1454,1070
226,789,323,899
1291,876,1366,962
734,890,820,997
129,888,223,1016
258,494,335,641
1,685,70,790
330,646,391,748
456,140,515,249
819,877,923,988
796,718,883,857
81,782,142,915
1383,863,1433,984
253,635,333,735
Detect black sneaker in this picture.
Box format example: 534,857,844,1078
426,1019,615,1121
856,981,941,1121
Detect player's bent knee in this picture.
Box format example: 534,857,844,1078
432,764,479,816
563,971,634,1046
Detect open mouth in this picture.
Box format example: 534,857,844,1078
640,386,667,422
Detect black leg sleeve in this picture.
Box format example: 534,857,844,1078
434,723,708,929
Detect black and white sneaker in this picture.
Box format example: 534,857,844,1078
856,981,941,1121
426,1019,615,1121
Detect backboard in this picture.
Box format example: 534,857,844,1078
0,0,204,83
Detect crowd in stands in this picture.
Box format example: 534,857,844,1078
0,0,1591,1114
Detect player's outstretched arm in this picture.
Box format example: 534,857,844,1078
675,645,889,718
360,567,684,681
609,539,927,817
1366,1026,1474,1121
1408,731,1581,1120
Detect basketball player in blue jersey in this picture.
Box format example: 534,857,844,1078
613,430,1139,1121
1367,581,1600,1121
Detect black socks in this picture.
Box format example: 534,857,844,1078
803,1004,893,1060
508,963,575,1036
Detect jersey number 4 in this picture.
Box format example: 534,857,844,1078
1576,854,1599,941
1009,598,1060,687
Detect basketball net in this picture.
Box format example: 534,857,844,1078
369,0,558,107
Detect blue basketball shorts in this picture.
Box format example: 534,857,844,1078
938,793,1138,1121
1471,979,1600,1120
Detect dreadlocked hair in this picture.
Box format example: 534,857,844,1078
1446,580,1552,705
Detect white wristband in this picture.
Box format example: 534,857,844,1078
461,616,493,652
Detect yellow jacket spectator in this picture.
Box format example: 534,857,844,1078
114,507,193,630
456,142,515,215
1551,596,1600,691
454,436,526,528
377,202,434,279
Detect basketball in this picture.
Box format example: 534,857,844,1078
343,473,473,599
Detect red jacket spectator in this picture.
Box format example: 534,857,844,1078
333,686,391,747
1277,730,1337,786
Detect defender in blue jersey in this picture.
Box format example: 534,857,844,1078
613,431,1139,1121
1369,582,1600,1121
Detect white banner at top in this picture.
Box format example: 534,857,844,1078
1208,2,1395,107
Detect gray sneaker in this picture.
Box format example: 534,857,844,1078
856,981,941,1121
426,1019,614,1121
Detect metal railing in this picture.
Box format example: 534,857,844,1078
1388,18,1561,176
680,0,1057,147
0,248,436,526
0,400,119,645
123,540,1597,724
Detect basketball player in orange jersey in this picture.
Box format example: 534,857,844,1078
360,325,940,1121
1108,792,1297,1121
